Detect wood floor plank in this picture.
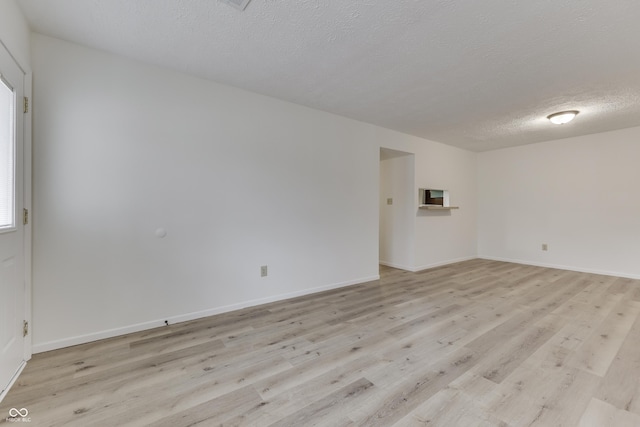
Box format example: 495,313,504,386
254,336,387,400
148,385,264,427
567,298,640,376
268,378,374,427
2,260,640,426
487,363,600,426
393,388,507,427
579,397,640,427
253,355,383,423
472,313,565,384
351,346,480,426
595,311,640,415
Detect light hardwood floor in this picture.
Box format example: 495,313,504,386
2,259,640,426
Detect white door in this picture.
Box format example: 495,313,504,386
0,43,26,398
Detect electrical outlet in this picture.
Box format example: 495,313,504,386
387,198,393,205
542,244,548,251
261,265,268,277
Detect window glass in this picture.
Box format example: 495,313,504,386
0,77,15,228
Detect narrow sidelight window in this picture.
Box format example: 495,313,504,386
0,76,15,229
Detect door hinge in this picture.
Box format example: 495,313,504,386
23,96,29,114
23,208,28,225
23,321,28,337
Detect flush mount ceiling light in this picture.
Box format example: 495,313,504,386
547,110,579,125
220,0,252,11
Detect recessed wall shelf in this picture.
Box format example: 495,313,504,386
419,205,459,210
418,188,458,210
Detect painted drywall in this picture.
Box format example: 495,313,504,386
31,34,478,352
0,0,31,72
379,151,415,270
413,141,478,270
377,136,478,272
478,126,640,279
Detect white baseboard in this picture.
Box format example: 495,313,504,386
479,256,640,280
380,256,478,273
379,260,414,271
410,256,478,272
0,360,26,404
32,274,380,354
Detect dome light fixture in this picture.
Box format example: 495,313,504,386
547,110,579,125
220,0,252,10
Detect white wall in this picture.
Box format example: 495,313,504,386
31,34,478,352
0,0,31,72
377,136,478,272
478,126,640,279
413,141,478,270
379,151,415,270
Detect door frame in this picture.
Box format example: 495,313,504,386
23,69,32,361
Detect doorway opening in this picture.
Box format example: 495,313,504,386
379,148,415,273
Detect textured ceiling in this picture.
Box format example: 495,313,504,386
18,0,640,151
